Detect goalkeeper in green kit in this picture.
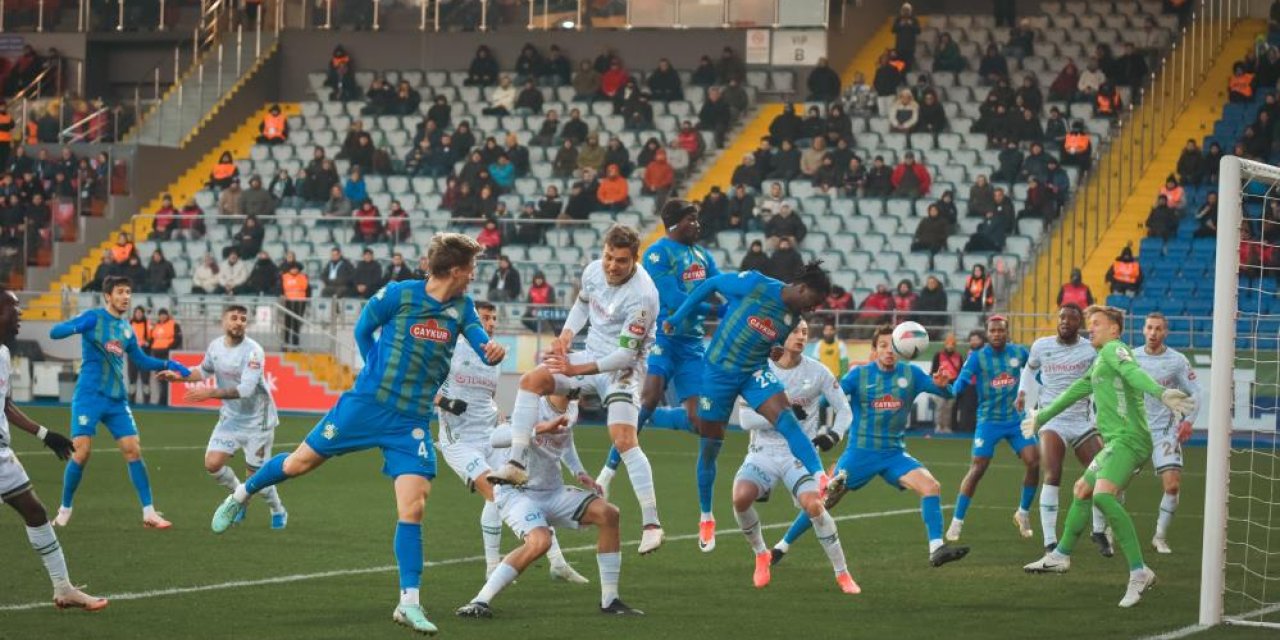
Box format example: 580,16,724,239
1021,306,1195,608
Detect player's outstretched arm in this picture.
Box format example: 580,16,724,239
1016,344,1042,412
947,351,980,397
460,300,506,366
5,398,74,460
48,311,97,339
1035,371,1094,427
125,337,190,375
913,363,955,399
665,272,741,332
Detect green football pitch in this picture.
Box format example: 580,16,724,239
0,407,1271,640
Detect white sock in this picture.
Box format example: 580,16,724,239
929,539,944,554
774,540,790,553
209,466,240,491
734,507,766,554
261,485,284,513
508,389,539,462
1092,505,1107,534
701,511,714,522
232,483,250,504
475,562,519,604
810,510,848,575
26,523,71,590
547,529,567,568
400,587,419,606
1155,492,1179,539
1040,484,1060,547
1130,567,1148,579
142,505,158,519
619,447,659,526
597,551,621,607
481,500,503,571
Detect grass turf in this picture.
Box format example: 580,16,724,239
0,407,1272,640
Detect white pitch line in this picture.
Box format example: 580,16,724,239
0,506,929,612
11,442,305,457
1139,603,1280,639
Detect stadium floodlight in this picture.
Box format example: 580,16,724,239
1200,155,1280,631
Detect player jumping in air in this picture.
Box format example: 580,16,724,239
210,233,506,635
1023,306,1195,608
1133,312,1200,554
49,275,192,529
596,200,716,539
436,300,587,582
158,305,287,529
0,289,107,611
457,394,642,619
489,225,666,555
946,315,1039,542
1016,304,1113,555
772,324,970,569
731,319,859,593
663,261,834,551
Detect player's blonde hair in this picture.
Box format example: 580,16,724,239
1084,305,1126,332
603,224,641,254
426,232,483,276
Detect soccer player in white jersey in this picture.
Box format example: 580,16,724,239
489,224,666,555
0,288,107,610
1133,312,1200,554
457,394,642,618
1016,304,1112,555
733,319,859,593
159,305,287,529
436,300,587,582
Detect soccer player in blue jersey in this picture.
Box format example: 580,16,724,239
945,315,1040,542
770,324,970,568
209,233,505,635
48,275,192,529
595,201,719,545
664,261,833,551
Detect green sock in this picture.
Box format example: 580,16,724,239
1055,497,1092,557
1095,492,1145,571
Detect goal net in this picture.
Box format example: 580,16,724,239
1201,156,1280,629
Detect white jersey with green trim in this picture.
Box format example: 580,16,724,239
575,260,659,360
1133,345,1201,433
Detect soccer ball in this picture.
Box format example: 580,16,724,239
891,321,930,359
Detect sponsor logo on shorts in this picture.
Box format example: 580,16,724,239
872,394,903,411
78,415,88,426
412,428,426,440
682,263,706,282
974,437,985,448
322,423,337,439
700,397,712,410
105,340,124,356
410,320,451,342
747,316,778,340
991,372,1017,388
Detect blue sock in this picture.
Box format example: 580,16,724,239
775,409,824,475
394,521,423,591
126,459,153,508
922,495,944,541
954,493,972,521
245,453,290,495
782,511,812,545
650,407,692,432
696,437,723,513
61,460,84,509
606,405,656,471
1020,484,1037,511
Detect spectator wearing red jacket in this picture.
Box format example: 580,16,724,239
891,150,932,198
600,58,629,99
151,194,178,240
856,283,894,336
352,199,383,243
893,279,918,322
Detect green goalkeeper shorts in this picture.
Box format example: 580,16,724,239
1083,442,1147,488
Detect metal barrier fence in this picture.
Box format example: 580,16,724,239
0,0,830,33
1014,0,1245,315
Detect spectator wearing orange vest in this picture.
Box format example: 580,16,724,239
110,231,136,264
1229,62,1256,103
960,264,995,312
1093,81,1121,119
1056,268,1095,308
257,104,288,145
1061,120,1092,171
149,309,181,406
596,164,630,211
209,151,239,190
280,262,310,351
129,306,153,405
1105,246,1143,296
1159,174,1185,210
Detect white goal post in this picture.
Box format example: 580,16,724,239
1200,155,1280,629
